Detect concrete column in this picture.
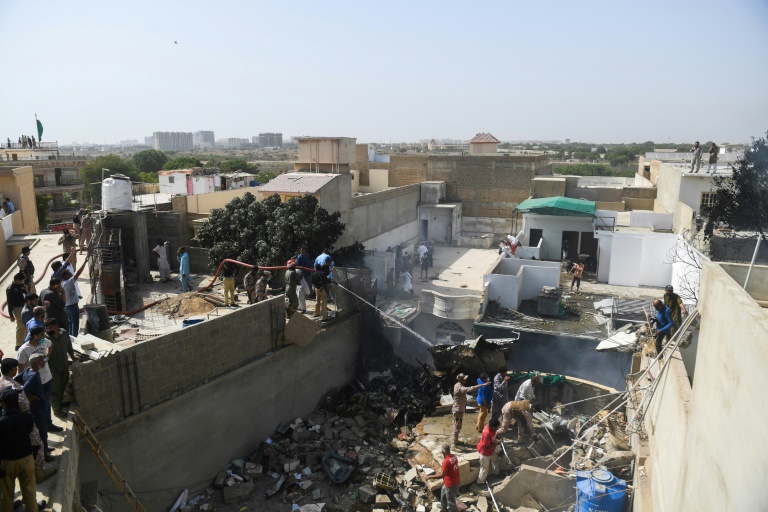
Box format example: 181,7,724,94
132,211,152,283
171,196,190,246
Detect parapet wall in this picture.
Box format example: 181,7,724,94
73,296,286,430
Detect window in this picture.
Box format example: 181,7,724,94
700,192,715,214
168,176,175,183
435,321,466,344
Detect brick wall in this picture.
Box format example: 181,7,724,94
351,183,421,208
73,296,286,429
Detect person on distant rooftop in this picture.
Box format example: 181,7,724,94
690,141,702,173
707,143,719,174
79,211,93,253
652,299,675,355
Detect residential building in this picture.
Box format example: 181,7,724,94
0,165,40,275
153,132,194,151
258,133,283,148
194,131,215,148
0,144,87,225
144,135,154,147
159,168,221,195
294,137,357,174
469,132,500,154
221,138,249,149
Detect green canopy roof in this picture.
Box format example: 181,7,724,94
515,196,596,217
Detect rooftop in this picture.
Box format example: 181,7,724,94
662,161,734,177
259,172,340,194
469,132,500,144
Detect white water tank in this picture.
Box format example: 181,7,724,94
102,174,132,211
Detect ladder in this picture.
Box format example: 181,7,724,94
73,410,147,512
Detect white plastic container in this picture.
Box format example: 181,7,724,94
102,174,132,211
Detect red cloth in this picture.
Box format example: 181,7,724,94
477,425,497,456
441,453,460,488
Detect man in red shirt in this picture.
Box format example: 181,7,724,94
426,444,460,512
476,419,500,485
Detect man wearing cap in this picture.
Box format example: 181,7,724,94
6,273,27,349
452,374,490,447
0,387,42,512
284,260,303,315
17,247,36,294
425,444,460,512
498,399,537,444
255,271,270,302
663,285,687,332
221,261,240,307
45,318,79,418
0,358,47,473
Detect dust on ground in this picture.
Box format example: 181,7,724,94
154,292,216,318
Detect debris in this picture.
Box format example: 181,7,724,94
358,484,378,503
321,451,355,484
223,479,254,503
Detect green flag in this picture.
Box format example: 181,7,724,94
35,115,43,141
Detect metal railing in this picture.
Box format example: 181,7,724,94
2,141,58,150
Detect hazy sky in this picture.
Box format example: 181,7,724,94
2,0,767,145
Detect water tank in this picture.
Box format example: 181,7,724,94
102,174,132,211
576,468,627,512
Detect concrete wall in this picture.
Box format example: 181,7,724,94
185,187,263,214
483,258,560,310
420,181,446,205
641,262,768,511
79,312,365,512
388,154,551,220
297,137,356,167
363,250,395,285
654,163,682,214
350,184,421,248
598,232,678,287
72,297,286,429
710,235,768,264
521,214,595,260
412,313,474,344
462,216,513,235
628,211,673,230
0,166,39,234
719,262,768,301
532,177,566,198
419,204,461,244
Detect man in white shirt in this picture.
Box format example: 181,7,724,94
418,243,428,261
153,239,172,282
514,375,541,403
61,271,81,337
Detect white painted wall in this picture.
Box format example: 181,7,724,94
600,232,677,287
642,262,768,511
522,214,595,260
515,237,542,259
1,213,13,241
678,176,716,214
483,258,560,309
159,173,189,195
629,211,673,230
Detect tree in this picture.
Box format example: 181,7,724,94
254,172,275,185
162,156,203,170
704,131,768,243
36,193,52,227
79,155,139,205
137,172,159,183
219,158,258,174
196,193,345,270
132,150,168,175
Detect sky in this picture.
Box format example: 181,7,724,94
1,0,767,145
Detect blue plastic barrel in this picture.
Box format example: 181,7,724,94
575,468,627,512
182,316,205,328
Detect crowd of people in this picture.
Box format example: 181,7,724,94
689,141,720,174
6,135,38,149
383,242,434,297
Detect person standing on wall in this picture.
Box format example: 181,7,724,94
707,143,719,174
425,444,460,512
177,247,190,293
652,299,675,355
690,141,702,173
663,285,688,333
6,273,27,350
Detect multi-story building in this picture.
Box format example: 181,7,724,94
153,132,193,151
258,133,283,148
194,131,215,148
221,138,249,149
0,143,87,226
144,135,154,147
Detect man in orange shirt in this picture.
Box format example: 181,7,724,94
426,444,460,512
569,259,585,293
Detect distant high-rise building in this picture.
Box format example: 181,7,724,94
258,133,283,148
222,138,249,149
145,135,154,147
194,131,215,148
153,132,193,151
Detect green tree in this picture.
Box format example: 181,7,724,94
254,172,275,185
79,155,139,204
162,156,203,170
704,132,768,242
137,172,160,183
132,150,168,175
36,193,53,226
197,193,345,270
219,158,259,173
